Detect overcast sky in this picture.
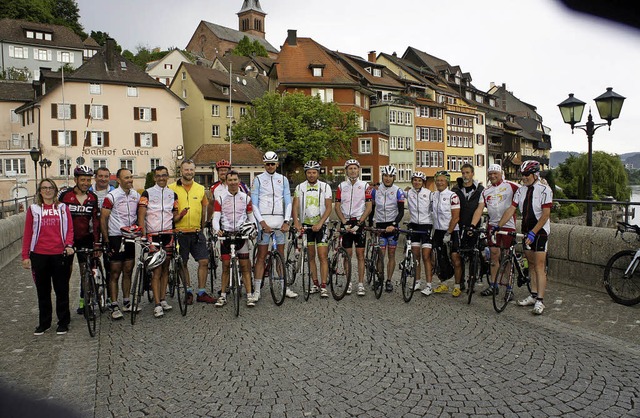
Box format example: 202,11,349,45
75,0,640,155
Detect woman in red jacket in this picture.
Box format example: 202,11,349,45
22,179,75,335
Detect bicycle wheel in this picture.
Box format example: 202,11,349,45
329,247,351,301
401,252,416,303
604,250,640,306
82,269,97,337
208,253,218,295
145,270,153,303
285,239,299,286
373,247,384,299
302,248,312,301
168,258,176,298
230,259,241,317
493,256,514,313
93,260,108,313
176,261,188,316
131,265,144,325
365,237,374,285
467,253,481,305
269,252,286,306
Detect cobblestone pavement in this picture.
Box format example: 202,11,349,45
1,254,639,417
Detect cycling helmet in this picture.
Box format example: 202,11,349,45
435,170,450,179
120,225,143,239
146,248,167,270
303,160,321,171
520,160,541,175
239,221,257,238
381,165,397,176
411,171,426,181
74,165,93,177
487,164,502,173
344,159,360,169
216,159,231,169
263,151,279,163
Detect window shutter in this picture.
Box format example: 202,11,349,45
85,104,90,119
51,130,58,146
24,47,28,59
104,132,110,147
71,131,77,146
9,45,14,57
57,51,62,62
134,133,140,147
151,108,157,121
47,50,52,61
70,52,74,63
51,103,57,118
152,133,158,147
134,107,139,120
70,104,76,119
103,106,109,120
326,89,333,102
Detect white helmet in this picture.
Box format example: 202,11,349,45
239,221,257,238
411,171,426,181
381,165,397,176
303,160,321,171
344,159,360,169
146,248,167,270
488,164,502,173
263,151,279,162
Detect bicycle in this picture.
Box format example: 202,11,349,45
205,225,220,294
259,229,287,306
604,222,640,306
167,231,189,316
458,226,488,305
325,221,351,301
125,233,161,325
491,231,531,313
364,227,386,299
285,228,302,290
75,247,107,337
396,225,430,303
218,231,252,316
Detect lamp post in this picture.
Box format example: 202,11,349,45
275,147,288,178
558,87,626,226
39,158,52,179
29,147,40,194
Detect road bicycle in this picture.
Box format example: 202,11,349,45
326,221,351,301
125,233,161,325
260,229,287,306
285,228,302,290
491,231,531,313
604,222,640,306
459,226,488,305
218,232,252,316
75,247,107,337
396,225,430,303
205,225,220,295
364,227,386,299
167,231,189,316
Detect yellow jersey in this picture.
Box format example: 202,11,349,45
168,180,208,232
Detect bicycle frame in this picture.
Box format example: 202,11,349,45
219,232,251,316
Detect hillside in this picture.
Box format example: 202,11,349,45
551,151,640,168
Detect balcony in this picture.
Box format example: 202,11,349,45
535,140,552,150
0,139,32,150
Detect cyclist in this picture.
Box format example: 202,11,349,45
496,160,552,315
58,165,101,315
405,171,435,295
90,167,115,285
371,165,405,293
470,164,519,297
335,159,372,296
431,170,463,297
292,160,333,298
207,159,250,215
212,170,257,307
168,159,217,305
100,168,141,319
138,165,179,318
251,151,297,300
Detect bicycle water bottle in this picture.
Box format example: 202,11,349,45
484,247,490,261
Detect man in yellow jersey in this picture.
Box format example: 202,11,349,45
169,160,216,304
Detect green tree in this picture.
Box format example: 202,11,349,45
144,171,155,189
232,36,268,57
231,92,359,167
49,0,84,38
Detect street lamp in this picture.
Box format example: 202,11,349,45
29,147,40,193
39,158,52,179
275,147,288,177
558,87,626,226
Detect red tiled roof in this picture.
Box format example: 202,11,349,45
190,143,263,166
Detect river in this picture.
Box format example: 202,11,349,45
631,185,640,226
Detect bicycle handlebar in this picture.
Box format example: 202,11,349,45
495,231,526,239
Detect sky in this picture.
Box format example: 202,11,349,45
75,0,640,155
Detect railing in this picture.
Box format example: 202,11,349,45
0,139,32,150
554,198,640,224
0,195,33,219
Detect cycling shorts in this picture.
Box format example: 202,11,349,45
150,234,174,256
487,225,514,249
73,236,94,265
303,224,329,247
108,236,135,262
257,229,286,246
341,219,366,249
220,237,249,260
524,233,548,252
376,222,399,248
432,229,461,254
407,223,432,249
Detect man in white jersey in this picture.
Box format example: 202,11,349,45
252,151,297,300
292,161,333,297
405,172,434,294
90,167,115,284
335,159,372,296
497,160,552,315
470,164,519,297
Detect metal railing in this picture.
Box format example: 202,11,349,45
0,195,33,219
0,139,32,150
554,198,640,224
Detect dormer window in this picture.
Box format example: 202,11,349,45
309,63,326,77
373,68,382,77
365,67,372,74
26,31,34,38
222,87,229,95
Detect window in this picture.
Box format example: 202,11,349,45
379,138,389,156
405,112,412,125
361,167,373,182
373,68,382,77
355,91,361,106
465,91,473,100
60,52,71,63
489,98,496,107
311,88,333,103
476,114,484,125
389,110,397,124
139,107,152,121
182,89,187,98
26,31,34,38
226,106,234,118
312,67,323,77
212,125,220,137
211,105,219,116
90,83,101,94
240,107,246,116
222,87,229,95
150,158,161,170
164,64,173,70
9,46,27,59
92,159,107,171
430,108,442,119
390,136,397,150
139,133,153,148
59,158,71,176
35,49,51,61
475,154,485,167
10,109,20,124
57,130,72,146
181,72,186,80
44,33,52,41
57,103,71,119
121,159,134,173
89,131,105,147
5,158,27,175
127,86,138,97
431,128,443,142
416,127,428,142
359,138,372,154
476,134,485,145
91,105,103,120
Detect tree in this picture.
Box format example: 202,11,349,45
49,0,84,38
232,36,268,57
231,92,360,166
0,0,85,38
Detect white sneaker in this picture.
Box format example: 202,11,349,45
517,295,537,306
421,286,433,296
215,295,227,307
532,300,545,315
122,302,141,312
247,297,255,307
153,306,164,318
160,300,172,311
346,283,353,295
320,287,329,298
254,289,261,301
413,280,424,291
111,307,123,320
357,283,365,296
247,293,258,303
285,288,298,298
310,285,320,294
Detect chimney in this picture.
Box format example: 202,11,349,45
105,38,117,71
287,29,297,46
392,51,397,57
490,82,495,88
368,51,376,63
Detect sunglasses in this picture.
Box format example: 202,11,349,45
265,163,276,166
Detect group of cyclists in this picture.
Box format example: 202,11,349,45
56,150,552,328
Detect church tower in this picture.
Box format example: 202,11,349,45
238,0,266,39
